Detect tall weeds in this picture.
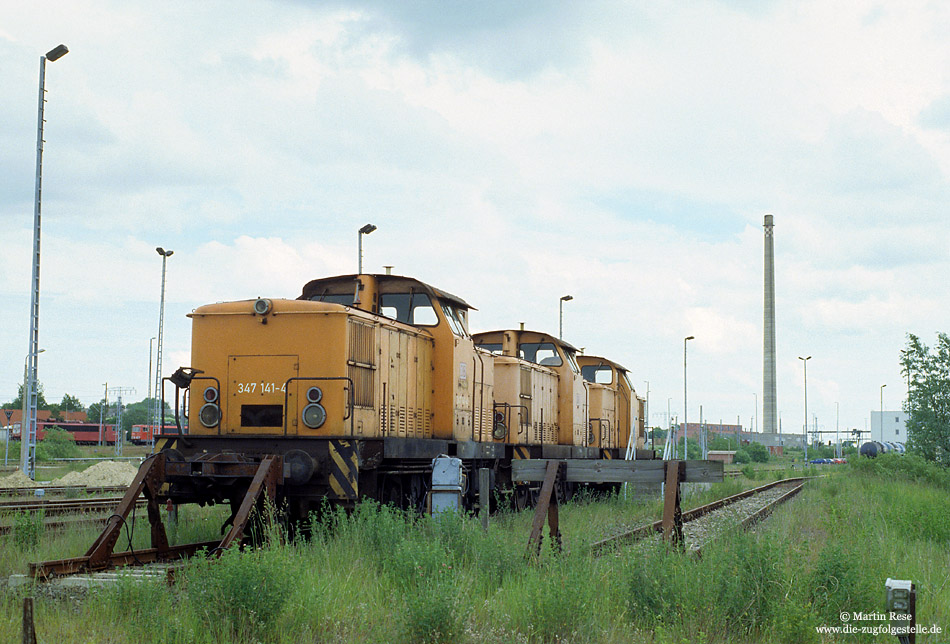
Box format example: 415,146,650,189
6,464,949,643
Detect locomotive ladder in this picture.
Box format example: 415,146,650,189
30,452,282,581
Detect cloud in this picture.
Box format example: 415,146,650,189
0,0,946,429
919,94,950,130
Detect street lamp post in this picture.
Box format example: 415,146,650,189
559,295,573,339
98,382,107,446
754,392,758,433
880,384,886,442
684,335,694,461
641,380,649,459
148,336,156,446
23,44,68,479
154,248,173,441
798,356,811,463
835,401,840,458
358,224,377,274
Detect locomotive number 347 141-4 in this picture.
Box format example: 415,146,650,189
235,381,287,394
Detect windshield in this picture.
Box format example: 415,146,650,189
379,292,438,326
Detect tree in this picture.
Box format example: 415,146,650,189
87,399,109,424
87,397,172,436
900,333,950,466
60,393,83,412
709,434,740,451
3,382,49,410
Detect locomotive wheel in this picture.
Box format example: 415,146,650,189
408,474,426,514
513,485,531,511
383,475,403,509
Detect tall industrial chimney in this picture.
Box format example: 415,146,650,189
763,214,777,433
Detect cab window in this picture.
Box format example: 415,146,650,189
519,342,562,367
380,292,439,326
476,343,503,354
309,293,354,305
620,371,633,390
565,351,580,374
581,365,613,384
440,303,469,337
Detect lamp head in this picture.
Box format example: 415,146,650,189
169,367,203,389
685,335,695,341
560,294,573,302
156,247,174,257
46,44,69,61
359,224,377,235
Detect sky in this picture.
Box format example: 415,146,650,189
1,1,948,441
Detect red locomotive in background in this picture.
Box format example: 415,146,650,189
11,421,117,446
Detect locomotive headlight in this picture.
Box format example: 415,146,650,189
306,386,323,404
203,386,219,403
492,411,507,440
199,403,221,427
253,298,272,315
302,403,327,429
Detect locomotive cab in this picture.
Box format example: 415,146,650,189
300,273,495,443
577,356,642,453
473,329,588,448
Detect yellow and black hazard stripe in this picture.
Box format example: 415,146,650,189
154,437,178,452
328,440,359,499
513,445,531,460
602,449,614,460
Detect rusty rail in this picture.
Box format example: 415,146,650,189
591,477,807,554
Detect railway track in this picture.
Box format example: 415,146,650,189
0,485,128,498
592,477,806,554
0,495,145,536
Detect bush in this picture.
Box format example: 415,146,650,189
0,440,19,461
34,427,81,461
12,510,44,550
734,448,751,464
746,442,770,463
850,452,950,491
741,463,756,480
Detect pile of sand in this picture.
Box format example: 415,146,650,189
0,470,39,488
53,461,139,487
0,460,140,489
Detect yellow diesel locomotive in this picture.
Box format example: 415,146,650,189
157,273,650,520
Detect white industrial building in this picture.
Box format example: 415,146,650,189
870,410,909,444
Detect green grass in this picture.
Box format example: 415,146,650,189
2,462,949,643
